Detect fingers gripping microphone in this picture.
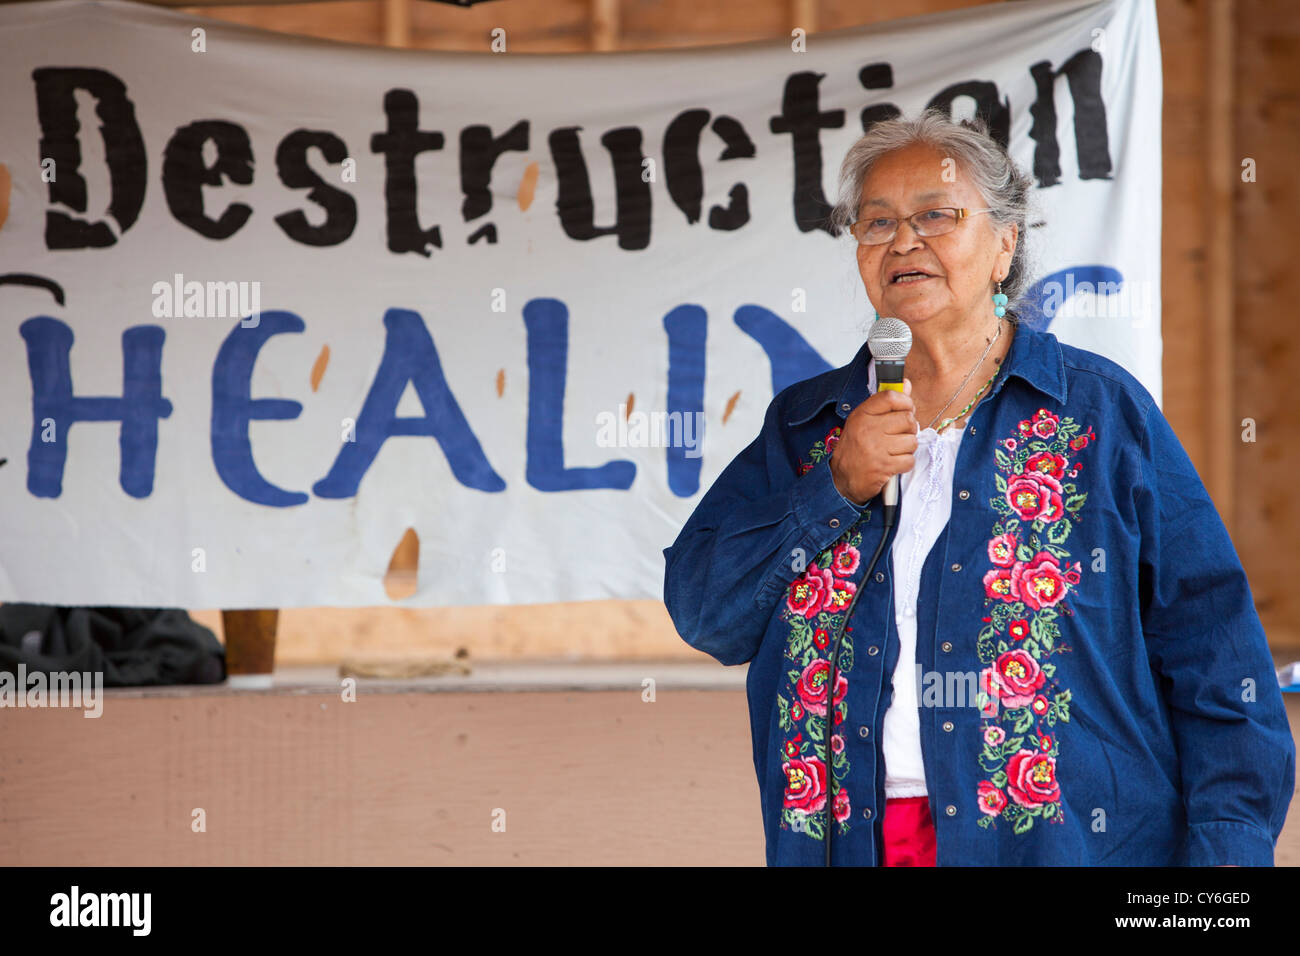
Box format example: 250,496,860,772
866,317,912,525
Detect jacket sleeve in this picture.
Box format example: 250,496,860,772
1135,403,1296,866
662,395,868,667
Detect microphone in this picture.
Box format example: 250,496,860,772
866,317,912,526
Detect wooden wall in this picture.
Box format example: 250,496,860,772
174,0,1300,659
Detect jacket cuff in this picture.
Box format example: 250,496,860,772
791,457,869,536
1184,821,1276,867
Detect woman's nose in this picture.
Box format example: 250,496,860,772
889,220,925,253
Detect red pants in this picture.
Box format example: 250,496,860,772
882,796,937,866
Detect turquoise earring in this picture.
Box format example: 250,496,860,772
992,279,1008,318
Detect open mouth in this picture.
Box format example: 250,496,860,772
891,272,934,284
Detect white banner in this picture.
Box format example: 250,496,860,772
0,0,1161,608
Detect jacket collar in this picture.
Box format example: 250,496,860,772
784,318,1067,427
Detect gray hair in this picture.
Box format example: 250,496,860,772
828,107,1035,318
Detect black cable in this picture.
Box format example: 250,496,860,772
824,499,897,867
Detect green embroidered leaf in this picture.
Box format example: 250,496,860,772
1013,813,1035,834
1014,708,1034,734
1043,803,1057,819
1042,662,1056,677
996,640,1008,653
1062,483,1077,495
1064,493,1088,512
805,716,824,741
1015,543,1035,561
977,816,993,829
1031,519,1044,534
1040,631,1055,652
1043,543,1070,560
991,495,1012,515
1003,517,1020,533
995,448,1012,471
1046,517,1072,544
1023,639,1040,659
994,472,1008,494
990,770,1008,788
1049,440,1066,456
1038,607,1058,622
1026,441,1047,454
1004,737,1024,753
1015,448,1031,464
980,753,1005,773
787,669,801,684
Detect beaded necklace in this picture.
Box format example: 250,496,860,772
926,317,1011,433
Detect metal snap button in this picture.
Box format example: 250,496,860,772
841,403,851,412
958,489,970,500
829,518,840,529
867,646,879,656
942,721,954,732
951,562,962,572
945,805,957,816
875,571,884,583
941,641,953,653
858,726,870,738
862,807,873,820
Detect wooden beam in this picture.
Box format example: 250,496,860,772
791,0,816,36
222,609,279,687
591,0,618,52
1206,0,1234,530
383,0,410,48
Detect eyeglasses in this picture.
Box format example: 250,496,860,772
849,207,994,245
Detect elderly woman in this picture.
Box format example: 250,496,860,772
662,109,1294,867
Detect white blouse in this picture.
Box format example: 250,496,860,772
866,358,967,799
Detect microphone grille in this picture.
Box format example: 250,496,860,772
867,316,912,360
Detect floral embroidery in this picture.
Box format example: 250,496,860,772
975,408,1096,834
778,426,868,841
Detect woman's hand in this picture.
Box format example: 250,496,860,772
829,377,919,506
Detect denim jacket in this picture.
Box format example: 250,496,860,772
662,320,1295,866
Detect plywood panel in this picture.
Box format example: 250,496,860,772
0,684,765,865
1233,0,1300,648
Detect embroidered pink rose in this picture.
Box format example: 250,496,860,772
984,726,1006,746
978,781,1008,816
1008,618,1029,641
984,649,1046,708
796,659,848,717
783,755,828,813
831,542,860,578
1005,750,1060,806
1006,471,1064,523
786,563,834,618
988,533,1018,567
1012,552,1070,611
821,578,857,613
1025,450,1067,479
983,567,1015,601
1030,408,1060,439
830,734,845,754
832,788,852,822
